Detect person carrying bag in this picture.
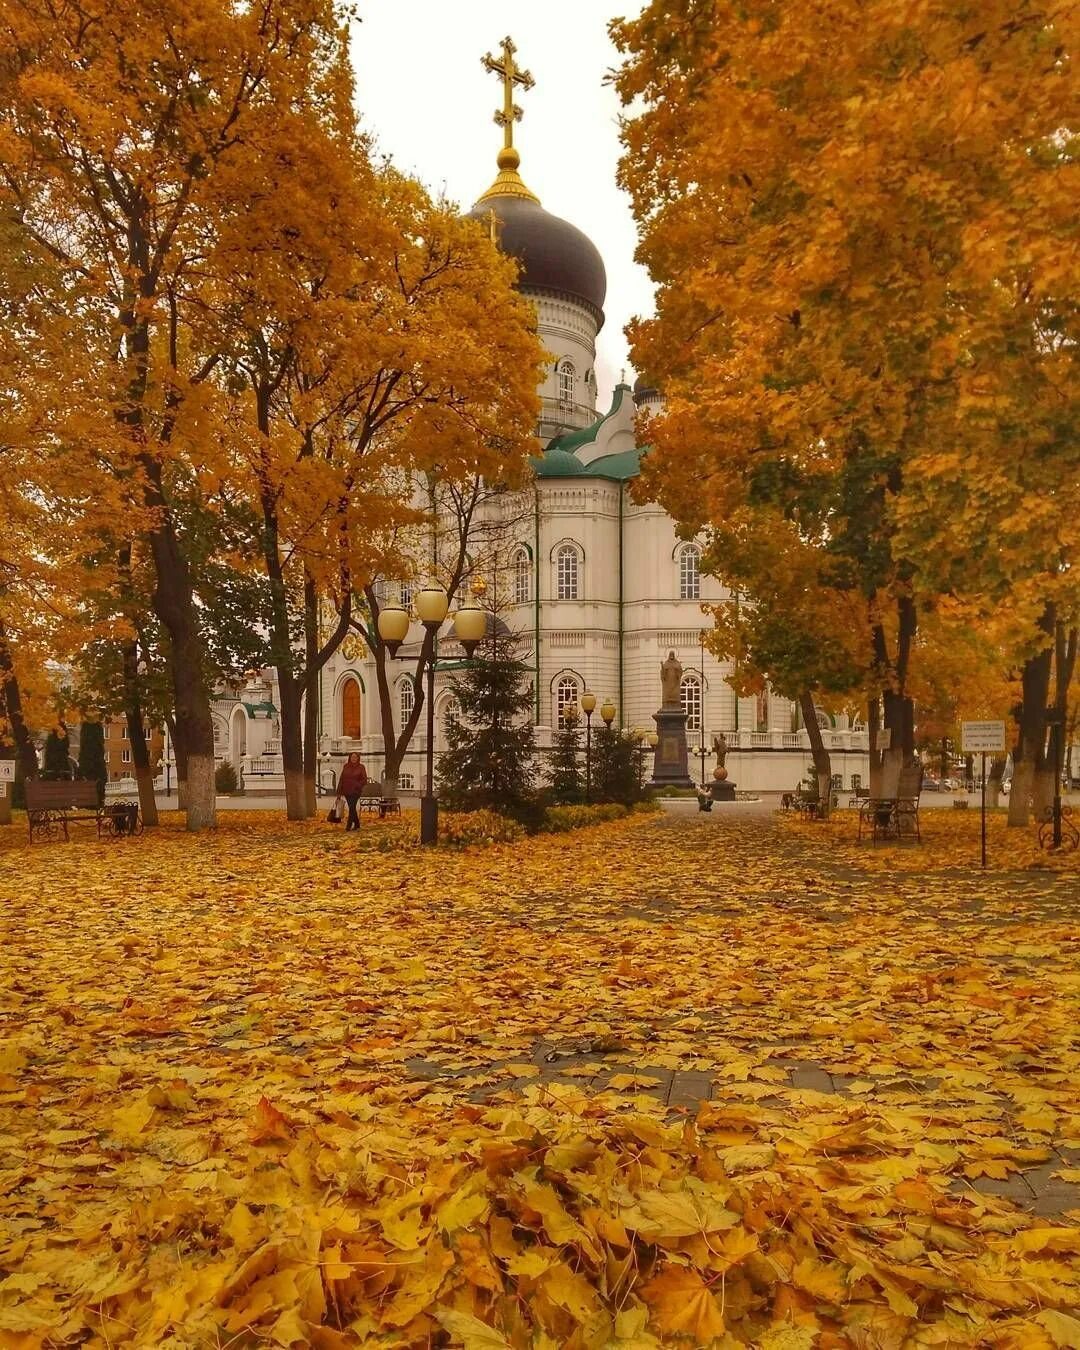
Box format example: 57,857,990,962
337,752,368,832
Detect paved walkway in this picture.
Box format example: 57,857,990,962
398,811,1080,1217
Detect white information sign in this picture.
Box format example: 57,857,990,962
0,761,14,782
962,721,1007,754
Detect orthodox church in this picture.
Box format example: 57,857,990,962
195,40,870,798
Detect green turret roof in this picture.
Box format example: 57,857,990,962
532,384,643,481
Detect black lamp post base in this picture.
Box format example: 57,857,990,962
420,794,438,846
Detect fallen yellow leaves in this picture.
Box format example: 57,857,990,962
0,809,1077,1345
783,804,1080,872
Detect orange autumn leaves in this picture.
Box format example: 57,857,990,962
0,810,1079,1345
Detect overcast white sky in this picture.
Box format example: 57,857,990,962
349,1,653,404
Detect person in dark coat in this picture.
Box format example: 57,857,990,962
338,753,368,831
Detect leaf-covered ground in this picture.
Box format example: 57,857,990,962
1,810,1078,1347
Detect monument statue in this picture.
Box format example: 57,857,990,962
650,650,693,789
712,732,728,769
660,650,683,708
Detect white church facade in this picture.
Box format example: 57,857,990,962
171,41,870,800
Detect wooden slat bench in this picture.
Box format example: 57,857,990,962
25,780,141,842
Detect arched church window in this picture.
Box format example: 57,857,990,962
341,676,361,739
678,543,701,600
558,360,575,408
400,580,413,611
556,544,579,601
681,675,702,732
399,677,415,727
513,547,531,605
555,676,579,727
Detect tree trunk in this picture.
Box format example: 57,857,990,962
1008,607,1054,827
122,640,159,826
987,755,1005,810
0,618,39,823
277,673,306,822
1033,767,1055,823
799,690,832,818
1008,759,1035,827
301,575,326,818
870,595,917,796
167,713,189,811
118,224,215,831
303,684,318,817
143,475,216,829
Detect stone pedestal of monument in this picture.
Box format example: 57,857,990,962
650,707,694,789
710,774,736,801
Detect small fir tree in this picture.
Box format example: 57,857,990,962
593,727,644,806
77,721,107,804
43,726,72,779
437,627,536,821
550,711,584,804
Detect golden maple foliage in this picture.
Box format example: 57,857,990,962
610,1,1080,765
0,0,543,829
1,811,1078,1346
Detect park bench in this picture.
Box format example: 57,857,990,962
25,780,141,843
357,780,401,819
1037,803,1079,852
858,764,923,844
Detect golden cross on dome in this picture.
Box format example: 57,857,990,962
482,36,534,154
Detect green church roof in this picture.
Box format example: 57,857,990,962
532,447,587,477
533,384,645,480
585,448,643,481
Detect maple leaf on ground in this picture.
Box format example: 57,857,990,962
248,1096,294,1143
433,1306,511,1348
641,1266,728,1342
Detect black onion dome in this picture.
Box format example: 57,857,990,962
468,194,607,330
633,373,660,405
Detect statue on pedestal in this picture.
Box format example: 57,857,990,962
660,651,683,709
700,729,736,804
650,651,693,788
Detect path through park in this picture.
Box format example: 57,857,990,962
2,809,1078,1344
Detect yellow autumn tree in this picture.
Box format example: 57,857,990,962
0,0,363,830
612,1,1078,797
0,200,131,820
195,109,542,818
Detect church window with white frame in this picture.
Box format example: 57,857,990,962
681,674,702,732
557,360,574,407
513,547,531,605
555,676,579,727
678,543,701,600
556,544,579,601
399,677,415,727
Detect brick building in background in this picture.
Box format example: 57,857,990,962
103,716,164,782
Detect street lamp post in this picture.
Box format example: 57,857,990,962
377,585,485,847
581,691,596,802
